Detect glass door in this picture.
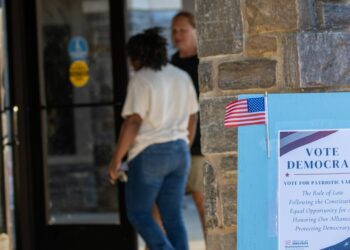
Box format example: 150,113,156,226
33,0,135,249
37,0,118,225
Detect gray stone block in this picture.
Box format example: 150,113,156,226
323,2,350,29
196,0,243,57
280,33,301,88
218,60,276,90
220,155,236,171
198,62,213,93
220,156,237,183
297,0,317,30
221,185,237,227
208,154,237,181
298,32,350,87
204,160,219,229
200,96,237,154
245,0,298,34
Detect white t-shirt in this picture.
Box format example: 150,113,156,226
122,64,199,161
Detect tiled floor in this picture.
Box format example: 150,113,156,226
138,196,206,250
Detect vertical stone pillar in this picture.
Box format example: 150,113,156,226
196,0,350,249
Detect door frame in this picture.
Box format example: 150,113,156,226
5,0,136,249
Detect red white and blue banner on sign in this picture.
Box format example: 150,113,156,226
280,130,337,157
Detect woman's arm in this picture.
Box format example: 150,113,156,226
187,113,198,147
108,114,142,182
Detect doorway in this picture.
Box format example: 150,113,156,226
6,0,135,249
5,0,203,249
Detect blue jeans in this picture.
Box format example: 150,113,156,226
125,139,190,250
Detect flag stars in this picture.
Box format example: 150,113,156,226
247,97,265,113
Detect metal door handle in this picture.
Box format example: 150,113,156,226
12,106,20,146
1,106,20,147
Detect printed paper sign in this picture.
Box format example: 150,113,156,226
278,129,350,250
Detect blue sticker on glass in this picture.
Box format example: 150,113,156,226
68,36,89,61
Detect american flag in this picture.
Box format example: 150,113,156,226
224,97,267,127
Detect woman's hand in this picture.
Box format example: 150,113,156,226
108,158,121,185
107,114,142,184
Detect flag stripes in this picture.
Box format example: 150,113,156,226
224,97,267,127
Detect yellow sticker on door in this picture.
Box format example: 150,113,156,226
69,60,89,87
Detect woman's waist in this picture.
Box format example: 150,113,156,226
128,136,189,162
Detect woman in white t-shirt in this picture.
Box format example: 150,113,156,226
108,28,199,250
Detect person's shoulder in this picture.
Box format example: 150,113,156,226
129,69,144,81
165,64,192,82
171,53,199,70
166,63,187,75
191,54,199,64
137,67,160,79
129,69,152,86
170,51,180,63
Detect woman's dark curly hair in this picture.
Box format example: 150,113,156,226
127,28,168,71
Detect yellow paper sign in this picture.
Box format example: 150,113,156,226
69,60,89,87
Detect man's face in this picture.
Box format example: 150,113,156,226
171,16,196,52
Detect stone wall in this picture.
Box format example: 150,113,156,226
196,0,350,249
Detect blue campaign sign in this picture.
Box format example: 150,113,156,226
237,92,350,250
68,36,89,61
